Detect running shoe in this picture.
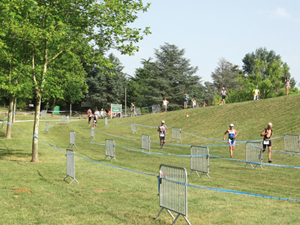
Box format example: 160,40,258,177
268,159,272,163
161,146,164,149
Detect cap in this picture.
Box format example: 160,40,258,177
229,123,234,127
164,98,166,100
222,87,225,89
162,120,165,124
268,122,273,127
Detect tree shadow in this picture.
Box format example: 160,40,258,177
0,148,33,161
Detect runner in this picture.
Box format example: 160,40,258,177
260,123,273,163
223,123,238,158
93,113,98,128
192,98,197,108
131,103,137,116
285,77,290,96
184,92,189,109
87,108,92,127
162,98,169,112
220,87,227,104
252,86,260,100
157,120,167,149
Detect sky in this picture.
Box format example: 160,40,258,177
110,0,300,84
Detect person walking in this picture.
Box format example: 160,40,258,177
192,98,197,108
285,77,290,95
184,92,189,109
87,108,92,127
157,120,167,149
252,86,260,100
223,123,238,158
162,98,169,112
131,103,137,116
261,123,273,163
220,87,227,105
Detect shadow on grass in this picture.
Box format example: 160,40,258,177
0,148,34,161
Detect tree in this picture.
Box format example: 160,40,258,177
0,0,151,162
85,53,127,110
211,58,240,91
129,43,209,109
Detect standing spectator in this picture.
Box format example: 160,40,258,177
285,77,290,96
131,103,137,116
252,86,260,100
202,101,207,107
184,92,189,109
220,87,227,105
87,108,92,127
94,108,100,118
192,98,197,108
162,98,169,112
157,120,167,149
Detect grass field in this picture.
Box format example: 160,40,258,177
1,94,300,224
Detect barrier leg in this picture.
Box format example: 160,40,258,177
206,173,210,179
155,207,164,220
183,216,192,225
199,172,204,178
172,214,180,225
189,170,193,176
167,209,175,220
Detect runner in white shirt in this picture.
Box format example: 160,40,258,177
157,120,167,149
162,98,169,112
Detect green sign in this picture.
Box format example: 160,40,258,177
111,104,122,113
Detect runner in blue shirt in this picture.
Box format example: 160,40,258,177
223,123,238,158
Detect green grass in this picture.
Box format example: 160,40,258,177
1,95,300,224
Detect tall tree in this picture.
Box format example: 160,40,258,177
130,43,208,109
85,53,128,110
211,58,240,91
0,0,151,162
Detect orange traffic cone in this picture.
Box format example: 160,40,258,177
186,112,189,117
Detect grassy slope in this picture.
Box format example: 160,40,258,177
0,95,300,224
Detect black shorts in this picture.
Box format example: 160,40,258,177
160,136,166,141
222,95,226,100
263,140,272,147
88,117,92,121
94,120,97,125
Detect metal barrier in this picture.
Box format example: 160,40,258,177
284,134,300,156
135,108,141,116
63,149,79,184
68,131,77,148
105,139,117,161
1,117,7,129
46,122,50,134
90,127,95,139
66,116,69,125
61,115,66,125
152,104,161,114
105,117,108,127
156,164,191,225
41,110,47,119
171,127,182,142
190,146,210,178
131,122,137,134
245,142,263,170
142,134,151,152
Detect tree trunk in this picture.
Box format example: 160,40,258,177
51,97,56,117
5,95,14,139
70,102,72,117
12,97,16,123
31,95,41,162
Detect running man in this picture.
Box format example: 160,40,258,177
220,87,227,104
260,123,273,163
157,120,167,149
131,103,137,116
87,108,92,127
162,98,169,112
184,92,189,109
223,123,238,158
285,77,290,96
93,113,98,128
252,86,260,100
